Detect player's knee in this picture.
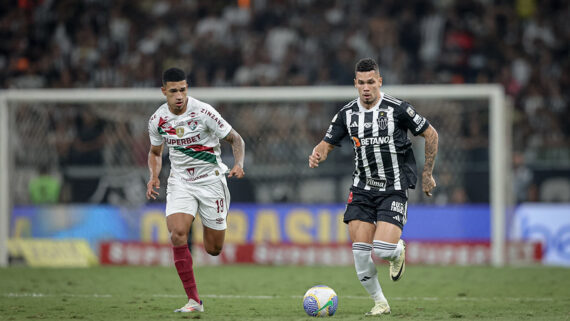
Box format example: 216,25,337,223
170,229,188,246
206,244,223,256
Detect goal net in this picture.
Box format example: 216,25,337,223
0,85,509,266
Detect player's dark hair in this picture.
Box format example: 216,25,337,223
355,58,380,75
162,68,186,85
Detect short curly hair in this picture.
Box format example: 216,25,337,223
162,67,186,85
355,58,380,75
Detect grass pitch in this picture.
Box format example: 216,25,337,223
1,265,569,321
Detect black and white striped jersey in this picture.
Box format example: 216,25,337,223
323,92,429,191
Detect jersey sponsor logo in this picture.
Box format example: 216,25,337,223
392,215,401,222
188,120,198,131
360,136,391,146
200,108,225,128
182,173,210,182
412,114,423,125
165,133,201,145
176,127,184,138
216,217,225,224
364,122,373,129
186,168,195,176
377,115,388,130
347,191,353,203
415,118,426,132
406,106,416,117
391,201,405,214
350,121,358,128
366,178,386,188
352,137,361,147
189,112,197,118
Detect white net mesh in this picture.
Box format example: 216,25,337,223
7,95,491,206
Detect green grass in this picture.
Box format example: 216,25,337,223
1,265,569,320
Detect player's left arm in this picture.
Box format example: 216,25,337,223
223,128,245,178
419,124,439,197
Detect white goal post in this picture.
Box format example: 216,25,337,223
0,84,508,267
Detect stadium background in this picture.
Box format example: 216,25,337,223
1,0,569,268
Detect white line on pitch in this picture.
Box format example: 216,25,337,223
4,293,112,298
3,293,556,302
154,294,555,302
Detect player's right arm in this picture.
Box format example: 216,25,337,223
146,144,163,200
310,108,348,168
309,141,335,168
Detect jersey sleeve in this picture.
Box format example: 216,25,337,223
323,111,348,146
148,113,164,146
201,103,233,139
398,102,429,136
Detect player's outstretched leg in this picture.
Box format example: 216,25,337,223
172,244,203,313
373,239,406,282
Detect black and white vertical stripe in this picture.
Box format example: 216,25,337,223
346,102,402,191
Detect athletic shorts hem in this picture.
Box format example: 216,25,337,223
377,213,404,231
343,204,375,225
165,211,196,217
201,218,227,231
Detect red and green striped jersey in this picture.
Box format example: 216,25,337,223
148,96,232,183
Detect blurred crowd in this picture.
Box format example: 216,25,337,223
2,0,569,204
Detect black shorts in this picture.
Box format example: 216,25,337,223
343,186,408,230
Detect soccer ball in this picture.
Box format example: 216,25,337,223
302,285,338,317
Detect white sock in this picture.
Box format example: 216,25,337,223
352,242,386,302
373,240,403,261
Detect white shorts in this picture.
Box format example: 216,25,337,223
165,176,230,230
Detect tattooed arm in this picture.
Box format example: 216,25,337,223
420,124,439,196
223,128,245,178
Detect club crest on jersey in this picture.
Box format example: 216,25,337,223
176,127,184,138
377,114,388,130
188,120,198,131
186,168,195,177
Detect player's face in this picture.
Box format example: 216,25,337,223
162,80,188,115
354,71,382,108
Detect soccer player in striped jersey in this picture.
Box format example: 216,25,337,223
146,68,245,313
309,58,438,316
